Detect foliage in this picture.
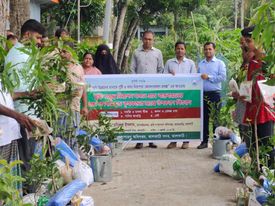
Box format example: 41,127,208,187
0,36,7,73
95,113,124,143
17,40,75,129
207,98,236,141
76,40,98,62
250,0,275,84
41,0,105,38
25,145,63,195
264,164,275,205
0,160,30,206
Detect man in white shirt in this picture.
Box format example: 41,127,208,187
165,41,196,149
5,19,45,171
0,82,34,192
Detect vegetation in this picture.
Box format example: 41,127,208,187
0,160,29,206
41,0,105,38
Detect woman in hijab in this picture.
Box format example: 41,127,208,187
94,44,120,74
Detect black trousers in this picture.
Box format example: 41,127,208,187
246,121,275,168
18,126,36,172
203,91,221,143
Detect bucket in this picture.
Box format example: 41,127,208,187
212,138,232,159
109,142,123,157
90,155,112,182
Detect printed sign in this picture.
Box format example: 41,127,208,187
85,74,203,142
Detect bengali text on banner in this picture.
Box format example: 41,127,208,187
85,74,203,142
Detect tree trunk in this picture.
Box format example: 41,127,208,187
113,0,128,62
234,0,238,29
9,0,30,37
117,17,139,71
173,12,179,41
0,0,9,36
120,21,139,73
240,0,244,29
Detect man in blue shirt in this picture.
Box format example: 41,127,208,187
197,42,226,149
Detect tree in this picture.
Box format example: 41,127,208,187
41,0,105,38
9,0,30,37
115,0,170,72
113,0,129,62
0,0,9,36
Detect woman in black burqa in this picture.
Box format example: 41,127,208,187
94,44,120,74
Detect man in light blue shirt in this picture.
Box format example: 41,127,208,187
165,41,196,149
197,42,226,149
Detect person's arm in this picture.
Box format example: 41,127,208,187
81,86,89,118
80,66,88,117
130,52,137,74
190,60,197,73
0,104,34,131
157,51,164,74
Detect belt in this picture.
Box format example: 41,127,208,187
203,91,221,94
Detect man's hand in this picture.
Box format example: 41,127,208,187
80,107,89,118
14,113,35,132
201,73,209,80
232,91,240,99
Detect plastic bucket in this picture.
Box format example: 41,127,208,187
90,155,112,182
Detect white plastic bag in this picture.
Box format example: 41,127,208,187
80,196,94,206
219,154,238,177
73,161,94,186
229,78,239,93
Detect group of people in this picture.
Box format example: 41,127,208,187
0,18,274,194
130,31,226,150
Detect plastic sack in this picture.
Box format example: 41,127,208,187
54,138,79,167
213,163,220,173
219,154,238,177
73,161,94,186
80,196,94,206
234,143,248,158
29,118,53,138
46,179,86,206
23,193,37,205
77,130,88,136
89,135,104,152
60,158,73,184
229,133,241,145
229,78,239,93
214,126,231,139
255,187,269,205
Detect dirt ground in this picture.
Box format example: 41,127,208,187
84,141,242,206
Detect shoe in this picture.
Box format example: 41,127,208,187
135,143,143,149
197,142,208,149
148,143,157,148
167,142,177,149
181,142,189,149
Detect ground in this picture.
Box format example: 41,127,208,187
84,141,242,206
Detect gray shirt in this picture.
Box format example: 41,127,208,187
130,46,164,74
164,57,196,74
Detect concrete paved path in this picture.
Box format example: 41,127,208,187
84,141,242,206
